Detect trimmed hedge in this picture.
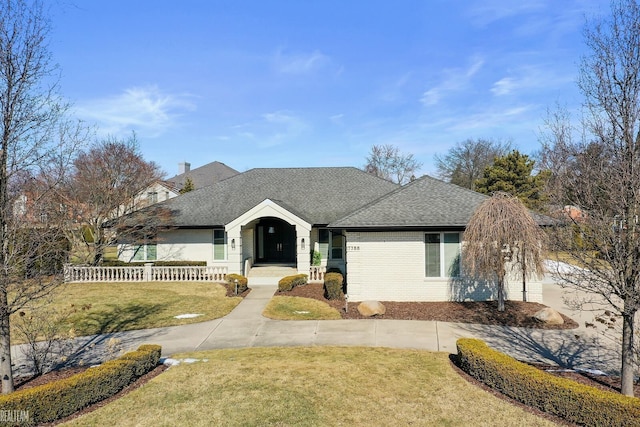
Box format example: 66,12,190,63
324,272,344,300
0,344,161,426
456,338,640,426
226,273,248,293
278,274,308,292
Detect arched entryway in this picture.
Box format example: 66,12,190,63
255,217,296,264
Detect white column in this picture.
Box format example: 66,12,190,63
226,225,243,275
296,225,311,276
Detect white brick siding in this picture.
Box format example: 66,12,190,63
345,231,542,303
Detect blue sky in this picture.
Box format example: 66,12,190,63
49,1,603,178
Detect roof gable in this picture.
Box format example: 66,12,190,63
329,175,489,228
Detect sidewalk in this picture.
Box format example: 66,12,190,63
10,279,621,377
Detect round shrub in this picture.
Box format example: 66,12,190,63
324,272,344,300
278,274,308,292
227,273,248,293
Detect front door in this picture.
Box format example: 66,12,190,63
256,218,296,264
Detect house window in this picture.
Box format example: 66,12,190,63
425,232,461,277
147,192,158,204
331,233,344,259
214,229,225,260
318,228,344,260
132,244,157,261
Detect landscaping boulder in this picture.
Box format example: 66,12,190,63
358,301,386,317
533,307,564,325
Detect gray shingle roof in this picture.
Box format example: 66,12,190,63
329,175,489,228
165,161,239,191
158,167,400,227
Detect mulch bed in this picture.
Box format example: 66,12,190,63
225,286,251,298
279,282,579,329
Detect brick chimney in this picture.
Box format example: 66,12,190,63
178,162,191,175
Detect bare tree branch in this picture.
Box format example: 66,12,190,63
541,0,640,396
364,144,422,184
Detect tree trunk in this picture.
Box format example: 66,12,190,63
521,246,527,302
621,309,637,396
497,276,505,312
0,288,13,394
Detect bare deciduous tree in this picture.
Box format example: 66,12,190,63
62,134,165,265
0,0,85,393
541,0,640,397
434,138,512,190
464,192,546,311
364,144,422,184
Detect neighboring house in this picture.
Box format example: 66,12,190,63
165,161,240,192
118,167,544,303
136,181,178,207
136,161,239,210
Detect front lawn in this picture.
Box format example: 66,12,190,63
12,282,242,343
64,347,557,426
262,295,342,320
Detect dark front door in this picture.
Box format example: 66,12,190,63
256,219,296,264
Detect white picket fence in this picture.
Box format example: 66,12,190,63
64,264,228,283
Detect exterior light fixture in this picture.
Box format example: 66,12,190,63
231,238,236,250
301,238,305,250
268,226,275,234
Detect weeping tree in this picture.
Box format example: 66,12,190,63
464,192,546,311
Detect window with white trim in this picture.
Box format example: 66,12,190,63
147,192,158,204
132,244,157,261
425,232,461,277
213,229,226,260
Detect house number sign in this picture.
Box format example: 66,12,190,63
347,245,360,251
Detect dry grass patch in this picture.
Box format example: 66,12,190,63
11,282,241,343
64,347,557,427
263,296,342,320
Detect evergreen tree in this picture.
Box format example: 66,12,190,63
180,177,195,194
475,150,549,211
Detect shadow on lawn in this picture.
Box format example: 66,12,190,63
75,302,168,335
44,303,167,373
456,321,620,374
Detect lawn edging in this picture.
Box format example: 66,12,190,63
456,338,640,426
0,344,161,426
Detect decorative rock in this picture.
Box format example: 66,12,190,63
358,301,386,317
533,307,564,325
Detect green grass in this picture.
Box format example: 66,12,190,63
63,347,557,426
262,296,342,320
12,282,241,343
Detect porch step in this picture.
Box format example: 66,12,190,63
247,266,298,286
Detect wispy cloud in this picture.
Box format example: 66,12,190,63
491,65,574,97
273,49,331,74
421,56,484,106
448,104,535,132
466,0,546,27
75,86,195,137
491,77,517,96
233,111,308,147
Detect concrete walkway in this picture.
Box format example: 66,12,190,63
10,278,622,376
